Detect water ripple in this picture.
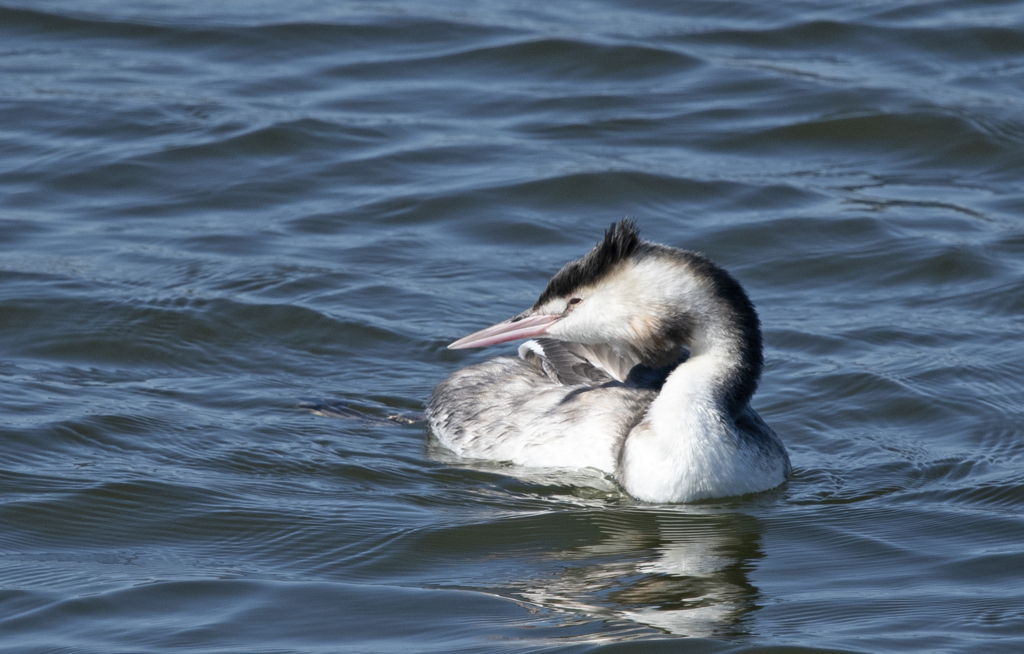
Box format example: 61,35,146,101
2,1,1024,652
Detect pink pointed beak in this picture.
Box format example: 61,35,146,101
448,313,561,349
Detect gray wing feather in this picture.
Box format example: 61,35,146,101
518,338,641,386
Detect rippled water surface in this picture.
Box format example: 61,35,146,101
3,1,1024,652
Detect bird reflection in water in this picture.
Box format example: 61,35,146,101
513,506,766,639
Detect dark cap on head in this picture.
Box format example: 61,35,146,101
533,219,642,309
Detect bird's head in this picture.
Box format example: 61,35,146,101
448,220,701,367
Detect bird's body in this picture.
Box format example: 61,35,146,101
430,350,657,472
427,221,790,503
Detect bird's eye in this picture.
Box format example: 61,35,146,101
568,298,582,306
510,315,523,323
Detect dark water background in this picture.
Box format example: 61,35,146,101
2,1,1024,652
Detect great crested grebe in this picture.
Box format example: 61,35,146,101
427,220,790,502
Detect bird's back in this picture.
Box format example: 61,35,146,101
427,347,658,472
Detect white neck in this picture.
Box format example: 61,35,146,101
571,248,774,501
618,343,757,502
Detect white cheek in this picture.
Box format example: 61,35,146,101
549,298,620,343
545,317,573,339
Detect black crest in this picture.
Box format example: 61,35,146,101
533,219,642,308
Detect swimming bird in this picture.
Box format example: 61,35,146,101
427,220,790,502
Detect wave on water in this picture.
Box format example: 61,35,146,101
2,1,1024,652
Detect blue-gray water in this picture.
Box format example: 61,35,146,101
2,1,1023,652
